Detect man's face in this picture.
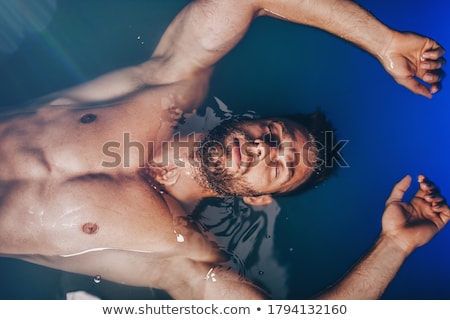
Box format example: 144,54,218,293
196,117,318,197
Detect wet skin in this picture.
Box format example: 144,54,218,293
0,77,315,298
0,83,234,294
0,0,446,300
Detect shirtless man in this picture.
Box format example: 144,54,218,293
0,0,447,299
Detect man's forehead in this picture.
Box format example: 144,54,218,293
240,117,307,137
239,117,282,129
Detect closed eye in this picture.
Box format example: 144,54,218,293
265,124,278,147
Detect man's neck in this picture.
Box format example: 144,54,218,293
163,167,216,213
148,132,219,213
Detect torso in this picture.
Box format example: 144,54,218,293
0,84,221,288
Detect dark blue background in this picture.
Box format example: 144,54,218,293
0,0,448,299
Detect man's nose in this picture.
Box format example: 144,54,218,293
253,139,297,165
243,140,275,161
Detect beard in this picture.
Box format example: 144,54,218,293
194,118,260,197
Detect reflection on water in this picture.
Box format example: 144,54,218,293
0,96,290,299
64,97,289,299
195,197,289,298
181,97,290,298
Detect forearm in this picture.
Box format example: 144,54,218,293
259,0,395,57
156,0,395,75
316,234,409,300
163,260,270,299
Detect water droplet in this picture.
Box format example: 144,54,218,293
93,275,102,284
176,233,185,243
205,267,217,282
141,41,144,45
258,270,264,275
137,35,141,40
174,230,185,243
289,247,294,252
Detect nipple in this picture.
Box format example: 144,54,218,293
80,113,97,124
82,222,99,234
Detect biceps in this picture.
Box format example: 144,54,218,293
151,0,259,79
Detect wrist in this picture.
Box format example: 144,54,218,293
374,28,397,61
378,232,414,258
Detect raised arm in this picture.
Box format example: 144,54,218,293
316,175,450,299
50,0,444,103
154,0,444,97
152,0,394,79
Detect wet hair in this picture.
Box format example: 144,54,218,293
272,108,339,196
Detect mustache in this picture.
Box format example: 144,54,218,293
198,131,260,171
194,120,258,197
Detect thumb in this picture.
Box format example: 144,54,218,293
385,175,412,205
396,77,433,99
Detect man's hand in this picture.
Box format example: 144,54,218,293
378,32,446,98
382,174,450,255
318,174,448,300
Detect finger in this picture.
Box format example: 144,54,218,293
417,174,439,195
408,195,447,230
432,202,450,228
418,174,433,189
396,77,432,98
424,193,445,204
432,199,447,211
386,174,412,205
430,82,442,95
420,57,446,70
417,186,440,201
422,69,446,84
422,46,446,60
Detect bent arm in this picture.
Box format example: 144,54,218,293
317,175,450,299
41,0,443,106
316,235,408,299
153,0,394,78
258,0,394,58
162,259,270,299
40,0,259,103
157,0,444,97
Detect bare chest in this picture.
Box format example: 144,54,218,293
0,98,175,182
0,87,214,261
0,175,178,255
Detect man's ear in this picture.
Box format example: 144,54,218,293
242,194,273,206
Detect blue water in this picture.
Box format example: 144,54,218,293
0,0,449,299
